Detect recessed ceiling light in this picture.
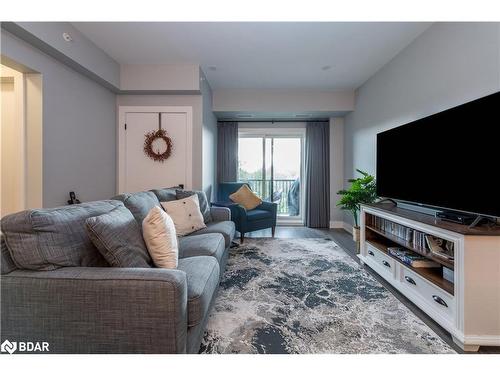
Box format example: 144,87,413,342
208,66,217,71
321,65,332,71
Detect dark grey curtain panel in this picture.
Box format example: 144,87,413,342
305,121,330,228
217,122,239,183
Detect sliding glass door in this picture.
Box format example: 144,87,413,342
238,129,304,223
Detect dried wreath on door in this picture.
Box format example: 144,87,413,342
143,113,173,162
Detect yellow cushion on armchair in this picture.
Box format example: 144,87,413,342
229,185,262,210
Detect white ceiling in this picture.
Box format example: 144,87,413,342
72,22,431,90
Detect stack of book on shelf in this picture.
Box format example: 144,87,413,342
367,215,431,252
413,231,428,250
387,247,440,268
368,216,413,242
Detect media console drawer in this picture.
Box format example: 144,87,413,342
399,267,455,320
365,242,396,279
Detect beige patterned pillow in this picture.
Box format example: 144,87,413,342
142,206,178,269
161,194,206,236
229,184,262,210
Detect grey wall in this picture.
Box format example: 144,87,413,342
5,22,120,89
200,69,218,200
213,89,355,112
343,22,500,226
329,117,344,226
2,30,117,207
120,64,200,92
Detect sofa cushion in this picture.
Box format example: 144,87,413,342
176,189,213,224
151,188,177,203
142,206,179,269
1,200,121,271
178,233,225,264
113,191,160,228
246,208,273,221
177,256,220,328
161,195,206,236
86,205,153,268
190,221,235,248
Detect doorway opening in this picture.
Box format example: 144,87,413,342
1,61,43,217
238,126,305,225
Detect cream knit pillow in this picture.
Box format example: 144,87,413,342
161,194,206,236
142,206,178,269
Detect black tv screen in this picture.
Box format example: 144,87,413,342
376,91,500,218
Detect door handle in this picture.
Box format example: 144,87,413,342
368,250,375,256
382,260,391,268
405,276,416,285
432,295,448,308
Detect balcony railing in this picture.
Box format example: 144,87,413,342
240,179,299,216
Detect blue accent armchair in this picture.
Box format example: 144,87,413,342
213,182,277,243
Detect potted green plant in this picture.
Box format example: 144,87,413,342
337,169,377,249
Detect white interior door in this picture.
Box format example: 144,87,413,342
119,107,192,194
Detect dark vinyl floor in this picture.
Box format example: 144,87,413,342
241,226,499,354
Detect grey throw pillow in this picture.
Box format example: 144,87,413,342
151,188,177,203
112,191,161,230
175,189,212,223
86,205,153,268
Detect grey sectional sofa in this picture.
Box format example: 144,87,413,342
0,188,235,353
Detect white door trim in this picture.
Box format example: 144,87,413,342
1,65,26,216
117,106,193,194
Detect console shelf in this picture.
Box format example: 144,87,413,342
365,225,455,269
359,203,500,352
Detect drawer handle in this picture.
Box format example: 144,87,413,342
382,260,391,268
405,276,416,285
432,295,448,308
368,250,374,256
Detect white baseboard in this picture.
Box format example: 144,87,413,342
329,221,354,235
277,220,304,227
329,221,344,229
343,222,353,234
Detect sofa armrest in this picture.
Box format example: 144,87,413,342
212,201,247,223
257,201,277,225
1,267,188,353
211,201,238,209
210,206,231,222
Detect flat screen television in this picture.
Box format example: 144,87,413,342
376,91,500,218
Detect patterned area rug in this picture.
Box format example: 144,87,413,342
200,238,455,354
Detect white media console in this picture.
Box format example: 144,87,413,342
359,203,500,352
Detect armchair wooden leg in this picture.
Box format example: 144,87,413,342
240,232,245,244
272,226,276,237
